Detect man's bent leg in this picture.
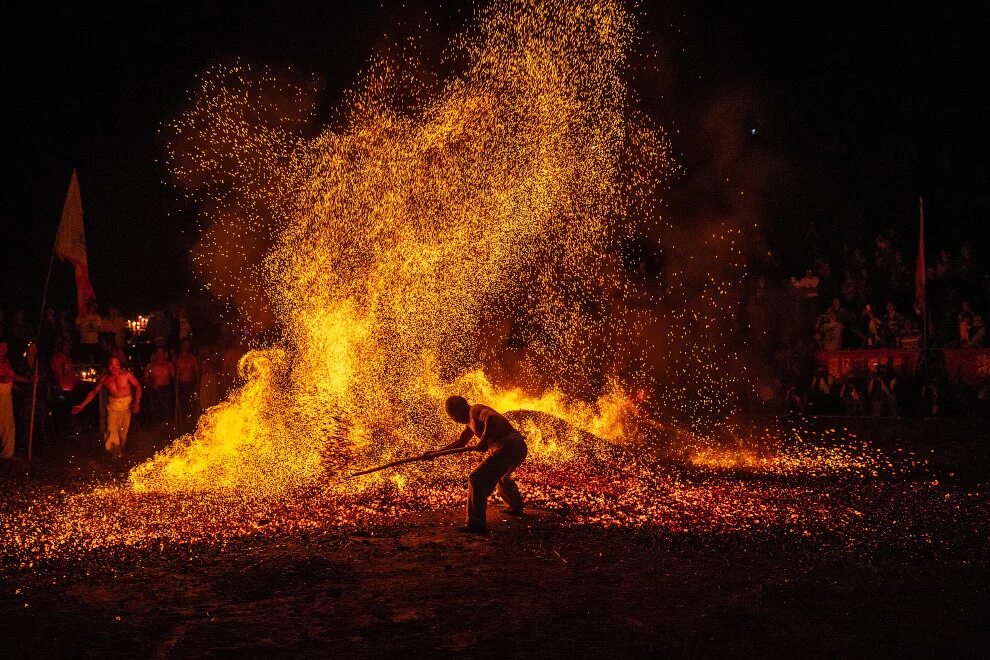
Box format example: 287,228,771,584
496,441,527,512
497,471,524,513
467,449,516,529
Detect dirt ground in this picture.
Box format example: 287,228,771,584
2,418,988,658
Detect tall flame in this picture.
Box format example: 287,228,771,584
132,0,674,494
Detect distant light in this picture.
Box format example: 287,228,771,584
750,128,757,135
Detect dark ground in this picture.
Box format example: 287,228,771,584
2,418,988,659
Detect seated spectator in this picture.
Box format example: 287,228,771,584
841,269,868,310
791,269,820,298
897,319,922,349
815,310,844,350
933,249,953,281
882,301,905,347
957,245,978,287
863,304,883,347
824,297,859,347
888,251,910,301
964,314,985,348
874,233,894,273
815,259,836,305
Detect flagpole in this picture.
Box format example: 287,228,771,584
919,196,926,351
28,237,59,461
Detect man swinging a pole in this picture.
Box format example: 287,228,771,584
425,396,528,535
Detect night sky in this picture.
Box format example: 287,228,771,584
3,0,987,315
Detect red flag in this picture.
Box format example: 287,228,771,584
54,170,96,314
914,196,925,319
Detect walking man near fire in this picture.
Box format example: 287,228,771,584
425,396,528,535
72,355,142,457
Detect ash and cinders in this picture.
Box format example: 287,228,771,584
2,417,987,658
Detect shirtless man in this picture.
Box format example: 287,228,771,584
144,346,175,426
175,339,201,429
426,396,528,535
50,339,79,437
72,356,142,457
0,341,15,459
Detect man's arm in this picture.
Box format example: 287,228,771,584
425,427,474,458
129,372,142,412
72,378,105,414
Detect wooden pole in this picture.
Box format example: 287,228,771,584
28,248,57,460
919,196,927,350
346,445,479,479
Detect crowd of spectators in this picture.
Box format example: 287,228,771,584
743,231,989,418
0,302,247,459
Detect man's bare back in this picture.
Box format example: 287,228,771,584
175,354,199,385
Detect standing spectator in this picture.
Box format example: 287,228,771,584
791,269,820,330
840,377,864,416
50,339,79,438
175,339,201,431
102,307,128,353
874,233,895,285
75,300,103,364
888,251,911,307
957,245,979,301
13,342,48,446
921,378,943,417
177,305,192,343
868,367,894,417
56,310,73,352
957,300,975,346
38,307,58,359
145,310,169,348
144,346,175,427
0,340,15,459
841,271,866,312
808,367,837,414
826,297,858,347
11,309,33,355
